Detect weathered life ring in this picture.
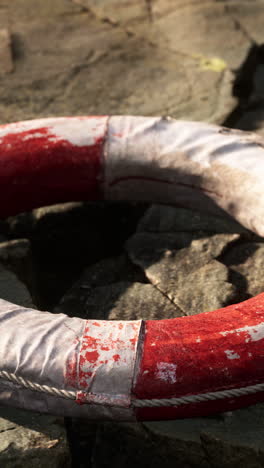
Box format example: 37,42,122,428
0,115,264,422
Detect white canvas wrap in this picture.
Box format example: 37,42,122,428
105,116,264,236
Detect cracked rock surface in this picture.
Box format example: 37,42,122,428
126,231,239,314
0,0,237,124
1,0,264,467
0,407,70,468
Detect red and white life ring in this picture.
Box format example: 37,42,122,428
0,115,264,422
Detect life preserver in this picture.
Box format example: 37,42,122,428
0,115,264,421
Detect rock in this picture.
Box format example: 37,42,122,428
0,0,237,124
92,404,264,468
143,403,264,468
0,29,13,75
72,0,148,25
226,1,264,45
66,254,146,288
126,231,196,265
0,239,33,293
173,260,236,315
230,59,264,137
93,421,209,468
0,406,70,468
148,0,253,69
138,205,248,235
5,212,35,239
0,263,33,307
6,201,146,309
0,240,33,311
126,232,238,314
56,280,181,320
221,241,264,299
0,229,8,243
54,254,146,318
234,105,264,138
46,36,236,124
0,9,13,76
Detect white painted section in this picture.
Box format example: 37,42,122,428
105,116,264,236
225,350,240,360
0,116,108,147
79,320,142,407
220,322,264,343
156,362,177,384
0,298,142,420
47,118,107,147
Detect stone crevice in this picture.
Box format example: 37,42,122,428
224,4,256,46
0,427,16,434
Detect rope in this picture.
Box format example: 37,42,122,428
1,370,264,408
132,383,264,407
0,370,76,401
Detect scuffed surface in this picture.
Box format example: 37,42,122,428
77,319,141,407
1,0,264,465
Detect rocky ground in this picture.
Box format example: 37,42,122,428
1,0,264,467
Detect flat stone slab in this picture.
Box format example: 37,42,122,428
222,241,264,299
226,0,264,45
138,205,249,234
0,9,13,75
73,0,148,25
56,280,181,321
93,404,264,468
0,0,237,124
0,29,13,75
0,239,33,293
5,201,145,309
0,406,70,468
0,262,33,308
126,232,238,314
146,1,252,69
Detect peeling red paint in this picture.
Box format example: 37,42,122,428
65,353,78,388
113,354,120,362
76,391,87,405
82,335,98,349
85,350,99,363
134,293,264,420
0,117,106,217
101,346,110,351
77,320,141,399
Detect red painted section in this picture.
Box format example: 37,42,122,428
0,122,105,217
134,293,264,419
65,353,78,388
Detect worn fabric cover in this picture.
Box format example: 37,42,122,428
0,116,264,421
